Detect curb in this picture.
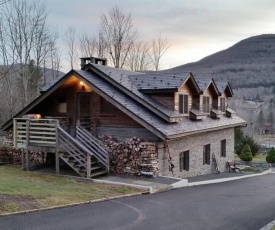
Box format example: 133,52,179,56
187,168,272,187
92,178,153,193
0,192,144,217
32,171,153,193
259,219,275,230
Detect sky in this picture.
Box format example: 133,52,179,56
45,0,275,71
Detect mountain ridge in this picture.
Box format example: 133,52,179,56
165,34,275,88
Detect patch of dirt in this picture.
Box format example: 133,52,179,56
0,194,40,213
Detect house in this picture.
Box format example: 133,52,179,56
1,57,246,178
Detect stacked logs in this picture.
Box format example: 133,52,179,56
0,129,21,164
100,135,158,177
0,129,45,166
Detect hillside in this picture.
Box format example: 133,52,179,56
166,34,275,89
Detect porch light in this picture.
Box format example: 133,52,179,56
80,81,85,90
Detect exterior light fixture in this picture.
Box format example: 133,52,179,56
80,81,85,90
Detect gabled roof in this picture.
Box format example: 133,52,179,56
84,63,184,122
2,64,245,139
2,70,76,131
215,81,233,96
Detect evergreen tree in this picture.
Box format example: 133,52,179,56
266,147,275,163
257,110,265,129
235,128,259,156
239,144,253,161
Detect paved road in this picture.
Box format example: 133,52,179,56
1,174,275,230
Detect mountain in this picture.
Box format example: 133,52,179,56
166,34,275,89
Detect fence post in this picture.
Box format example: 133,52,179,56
87,154,91,178
25,120,30,171
21,148,25,170
13,119,17,148
55,121,60,175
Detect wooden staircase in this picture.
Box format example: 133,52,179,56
58,126,109,178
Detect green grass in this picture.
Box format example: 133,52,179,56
234,154,266,163
0,165,141,214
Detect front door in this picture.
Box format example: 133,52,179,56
76,93,91,129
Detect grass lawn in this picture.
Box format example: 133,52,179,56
0,165,141,214
234,154,267,163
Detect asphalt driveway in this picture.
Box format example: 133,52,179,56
1,173,275,230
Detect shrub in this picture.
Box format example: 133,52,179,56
239,144,253,161
266,147,275,163
234,128,259,156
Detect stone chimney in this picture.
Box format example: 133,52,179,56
80,57,107,69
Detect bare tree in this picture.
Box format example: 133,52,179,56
64,26,79,69
0,0,59,110
151,33,170,71
79,33,97,57
100,6,137,68
0,0,10,5
125,41,152,71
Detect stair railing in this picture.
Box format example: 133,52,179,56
58,126,95,177
76,125,109,171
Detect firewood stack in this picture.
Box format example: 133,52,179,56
0,129,22,164
100,135,158,177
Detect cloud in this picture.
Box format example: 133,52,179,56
45,0,275,71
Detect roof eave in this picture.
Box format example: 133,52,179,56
165,121,247,140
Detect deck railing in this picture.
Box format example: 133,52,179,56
13,118,59,149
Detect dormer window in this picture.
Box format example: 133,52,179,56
203,96,210,113
220,97,226,112
179,94,188,114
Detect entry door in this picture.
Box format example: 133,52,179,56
76,93,91,128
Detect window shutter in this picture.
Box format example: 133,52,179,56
207,144,211,164
184,95,188,114
185,151,189,171
179,153,182,171
179,95,183,114
207,97,210,112
203,97,206,112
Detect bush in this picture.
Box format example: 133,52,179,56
235,128,259,156
239,144,253,161
266,147,275,163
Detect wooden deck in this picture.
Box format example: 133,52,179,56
13,118,109,178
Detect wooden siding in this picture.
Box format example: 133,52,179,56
175,84,192,114
200,87,213,112
25,75,141,129
219,92,228,111
150,93,175,110
91,92,142,127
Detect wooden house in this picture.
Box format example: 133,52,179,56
1,57,246,178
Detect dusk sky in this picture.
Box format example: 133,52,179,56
46,0,275,71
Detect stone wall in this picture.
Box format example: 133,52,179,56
157,127,235,178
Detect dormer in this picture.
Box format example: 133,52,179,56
175,73,200,116
216,81,233,112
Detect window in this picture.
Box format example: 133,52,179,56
221,139,226,157
180,151,189,171
203,144,211,165
179,94,189,114
220,97,226,112
203,96,210,113
100,97,115,115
